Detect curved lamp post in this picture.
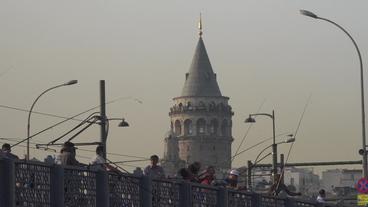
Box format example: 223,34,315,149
247,135,294,190
26,80,78,160
254,136,295,165
245,110,278,179
300,10,367,178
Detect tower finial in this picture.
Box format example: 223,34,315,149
198,13,203,37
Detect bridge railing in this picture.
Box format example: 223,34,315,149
0,159,332,207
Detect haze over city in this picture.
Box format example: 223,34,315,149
1,0,368,174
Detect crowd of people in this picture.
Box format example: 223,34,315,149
0,141,327,203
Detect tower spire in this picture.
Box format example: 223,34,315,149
198,13,203,37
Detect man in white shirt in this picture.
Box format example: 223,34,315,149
90,145,106,168
143,155,165,179
316,189,326,203
90,145,119,172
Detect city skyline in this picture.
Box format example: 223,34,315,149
1,0,368,174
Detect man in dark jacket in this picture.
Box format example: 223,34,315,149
0,143,19,160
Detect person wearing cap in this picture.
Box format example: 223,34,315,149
143,155,165,179
0,143,19,160
58,141,82,166
225,169,240,189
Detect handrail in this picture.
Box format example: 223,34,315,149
0,159,341,207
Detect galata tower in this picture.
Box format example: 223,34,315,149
162,17,234,176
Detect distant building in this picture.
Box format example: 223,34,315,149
283,167,320,195
161,20,233,176
321,169,361,193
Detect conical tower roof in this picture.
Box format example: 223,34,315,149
180,37,222,97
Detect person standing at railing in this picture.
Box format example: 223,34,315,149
144,155,165,179
224,169,246,190
0,143,19,160
188,161,201,182
90,145,118,172
199,166,216,185
90,145,105,166
316,189,326,204
58,141,82,166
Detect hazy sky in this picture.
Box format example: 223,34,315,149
1,0,368,173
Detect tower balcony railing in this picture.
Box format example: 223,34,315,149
169,105,233,116
0,158,336,207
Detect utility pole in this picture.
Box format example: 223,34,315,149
100,80,107,159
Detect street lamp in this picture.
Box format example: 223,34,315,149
300,10,367,178
245,110,278,179
26,80,78,160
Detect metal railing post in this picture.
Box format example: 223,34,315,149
96,170,109,207
217,187,228,207
285,197,295,207
0,159,15,207
247,160,253,190
251,193,261,207
140,175,152,207
50,164,65,207
179,181,192,207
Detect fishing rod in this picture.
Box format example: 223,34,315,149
231,132,291,160
232,99,266,162
273,94,312,195
111,159,150,164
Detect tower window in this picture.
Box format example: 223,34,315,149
209,119,218,135
187,102,192,110
184,119,193,135
197,118,206,135
221,120,228,136
175,120,182,135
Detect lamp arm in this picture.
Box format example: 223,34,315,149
249,113,273,119
254,152,272,166
317,17,363,68
27,84,67,137
254,144,273,164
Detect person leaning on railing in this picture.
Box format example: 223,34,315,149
214,169,246,191
143,155,165,179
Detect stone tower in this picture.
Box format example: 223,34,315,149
162,19,233,176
